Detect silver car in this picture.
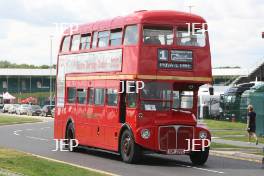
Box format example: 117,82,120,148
3,104,12,113
16,104,30,115
8,104,19,114
26,105,42,116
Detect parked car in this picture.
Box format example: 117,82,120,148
27,105,42,116
41,105,55,117
8,104,20,114
51,108,55,118
0,104,4,113
3,104,12,113
16,104,30,115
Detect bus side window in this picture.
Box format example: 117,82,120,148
124,25,138,45
67,87,76,104
98,31,110,47
61,36,71,52
71,34,81,51
94,88,105,105
110,28,122,46
88,88,94,105
80,33,91,49
92,32,98,48
77,89,87,104
107,89,118,106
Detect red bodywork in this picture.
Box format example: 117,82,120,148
54,10,212,154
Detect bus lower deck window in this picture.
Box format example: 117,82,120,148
107,89,118,106
77,89,87,104
67,87,76,103
88,88,94,104
94,88,105,105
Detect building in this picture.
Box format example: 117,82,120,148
212,59,264,86
0,68,56,105
212,68,247,85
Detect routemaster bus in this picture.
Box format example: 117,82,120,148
54,10,212,165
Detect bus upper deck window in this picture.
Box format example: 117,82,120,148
124,25,138,45
80,34,91,49
71,34,81,51
177,28,206,47
143,27,173,45
92,32,98,48
98,31,110,47
110,29,122,46
61,36,70,52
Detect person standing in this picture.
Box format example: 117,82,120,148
247,105,258,145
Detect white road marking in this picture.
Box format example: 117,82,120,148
40,127,51,130
13,127,51,142
24,152,120,176
177,164,224,174
13,130,22,136
25,136,50,141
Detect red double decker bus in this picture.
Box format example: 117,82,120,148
54,10,212,165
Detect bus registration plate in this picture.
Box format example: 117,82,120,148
167,149,185,155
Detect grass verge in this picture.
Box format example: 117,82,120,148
0,114,41,126
0,148,107,176
203,119,246,130
210,142,263,156
203,119,264,144
210,142,256,149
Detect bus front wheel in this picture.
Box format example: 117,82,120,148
189,147,209,165
65,123,78,152
120,129,141,163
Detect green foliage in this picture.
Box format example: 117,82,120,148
0,115,41,125
0,60,56,69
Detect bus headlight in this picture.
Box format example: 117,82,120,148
141,129,150,139
199,131,207,139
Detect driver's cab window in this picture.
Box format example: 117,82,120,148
172,90,193,109
127,82,137,108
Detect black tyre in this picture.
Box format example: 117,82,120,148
65,123,78,152
120,130,141,163
190,147,209,165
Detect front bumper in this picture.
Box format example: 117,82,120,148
135,125,210,154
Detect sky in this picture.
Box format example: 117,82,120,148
0,0,263,69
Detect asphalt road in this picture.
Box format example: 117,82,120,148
0,121,263,176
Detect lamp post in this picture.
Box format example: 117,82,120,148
188,5,194,13
49,35,53,106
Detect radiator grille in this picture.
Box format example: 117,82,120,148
159,126,193,151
